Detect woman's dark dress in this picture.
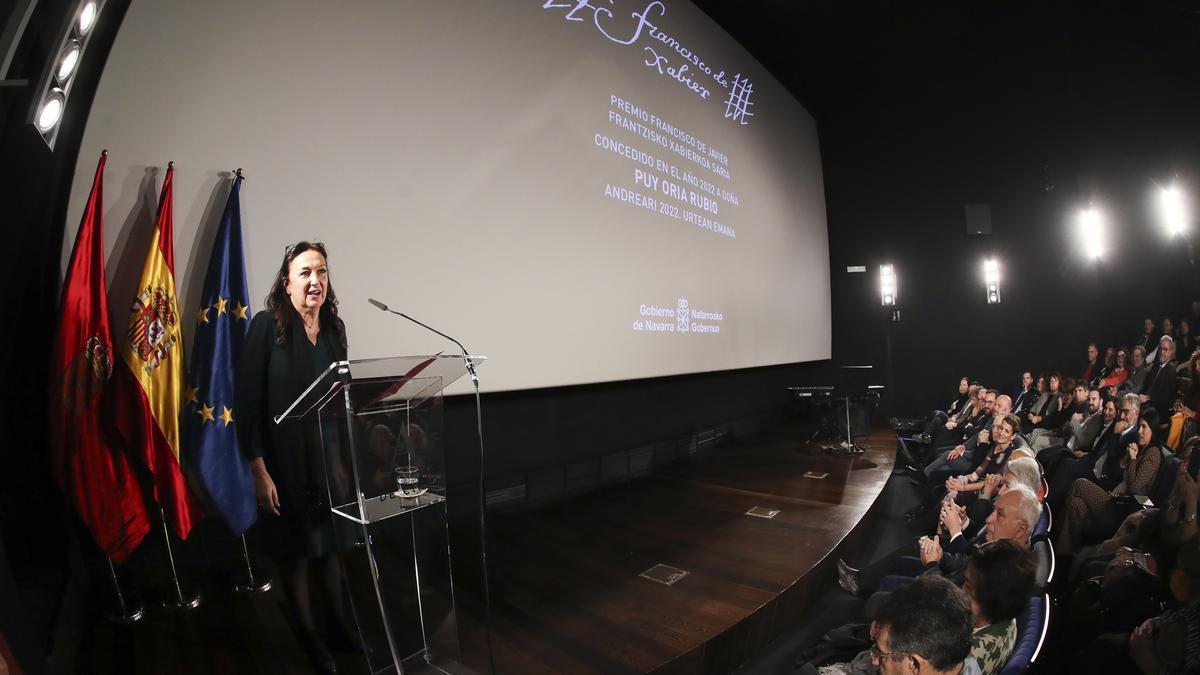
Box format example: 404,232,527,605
237,310,352,558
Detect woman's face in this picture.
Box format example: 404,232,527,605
1138,420,1153,447
1181,320,1191,336
993,420,1015,446
1117,350,1128,367
1036,377,1046,393
284,249,328,315
1164,318,1175,335
1050,376,1060,393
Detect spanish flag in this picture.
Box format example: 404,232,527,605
110,163,201,539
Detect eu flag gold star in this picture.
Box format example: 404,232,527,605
220,406,234,427
233,302,249,321
197,403,215,423
214,296,228,316
184,386,199,405
196,306,210,325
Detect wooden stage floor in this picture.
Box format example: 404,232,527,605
475,422,896,675
81,421,895,675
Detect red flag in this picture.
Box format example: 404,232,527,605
48,151,151,561
110,164,202,539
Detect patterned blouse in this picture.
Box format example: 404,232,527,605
970,619,1016,675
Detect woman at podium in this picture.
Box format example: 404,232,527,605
237,241,361,675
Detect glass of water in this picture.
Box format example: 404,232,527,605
393,465,420,497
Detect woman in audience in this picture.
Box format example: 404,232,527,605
963,540,1039,675
1101,347,1130,392
945,414,1022,506
1166,350,1200,450
1178,318,1194,358
1054,410,1163,555
1022,375,1049,433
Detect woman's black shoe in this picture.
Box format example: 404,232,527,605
303,633,338,675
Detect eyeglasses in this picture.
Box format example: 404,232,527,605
869,642,909,664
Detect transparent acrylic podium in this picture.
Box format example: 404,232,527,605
276,354,484,674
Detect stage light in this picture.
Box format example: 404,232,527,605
1079,206,1105,260
78,1,98,35
1158,185,1188,236
983,258,1001,304
35,89,65,133
879,264,897,306
28,0,107,149
55,40,82,83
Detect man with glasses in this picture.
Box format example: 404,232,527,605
869,576,975,675
1047,393,1140,509
1140,335,1178,418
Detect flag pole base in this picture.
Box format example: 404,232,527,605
157,590,202,612
107,602,145,625
231,569,273,594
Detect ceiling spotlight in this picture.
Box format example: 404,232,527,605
56,40,82,83
879,264,897,306
35,89,66,133
1079,207,1104,260
1159,185,1188,236
78,1,99,35
984,259,1001,304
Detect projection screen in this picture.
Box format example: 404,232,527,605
63,1,831,393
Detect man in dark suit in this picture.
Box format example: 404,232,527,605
1011,371,1036,417
1140,335,1178,418
1135,318,1156,352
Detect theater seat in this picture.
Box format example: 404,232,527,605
999,593,1050,675
1032,539,1055,589
1032,502,1052,542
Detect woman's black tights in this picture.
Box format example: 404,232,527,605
278,553,347,635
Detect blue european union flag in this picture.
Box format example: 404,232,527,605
184,174,256,534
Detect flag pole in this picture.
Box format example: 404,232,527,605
105,556,144,624
157,506,201,610
232,533,272,594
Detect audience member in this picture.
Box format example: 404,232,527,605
962,540,1038,675
1011,371,1036,417
1140,335,1178,418
1081,343,1101,389
869,576,974,675
1100,347,1130,391
1055,410,1163,555
1135,318,1156,352
1119,346,1150,396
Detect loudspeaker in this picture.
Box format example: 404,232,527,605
965,204,992,235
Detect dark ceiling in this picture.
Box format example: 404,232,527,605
694,1,1200,125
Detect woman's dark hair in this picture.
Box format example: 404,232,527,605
264,241,347,349
966,539,1037,625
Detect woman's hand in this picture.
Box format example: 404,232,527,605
919,536,943,565
251,458,280,516
1127,442,1140,462
940,501,965,537
946,477,966,492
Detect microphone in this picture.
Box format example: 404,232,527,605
367,297,478,385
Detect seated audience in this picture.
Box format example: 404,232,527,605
1035,387,1106,474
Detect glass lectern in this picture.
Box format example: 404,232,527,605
276,354,484,674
